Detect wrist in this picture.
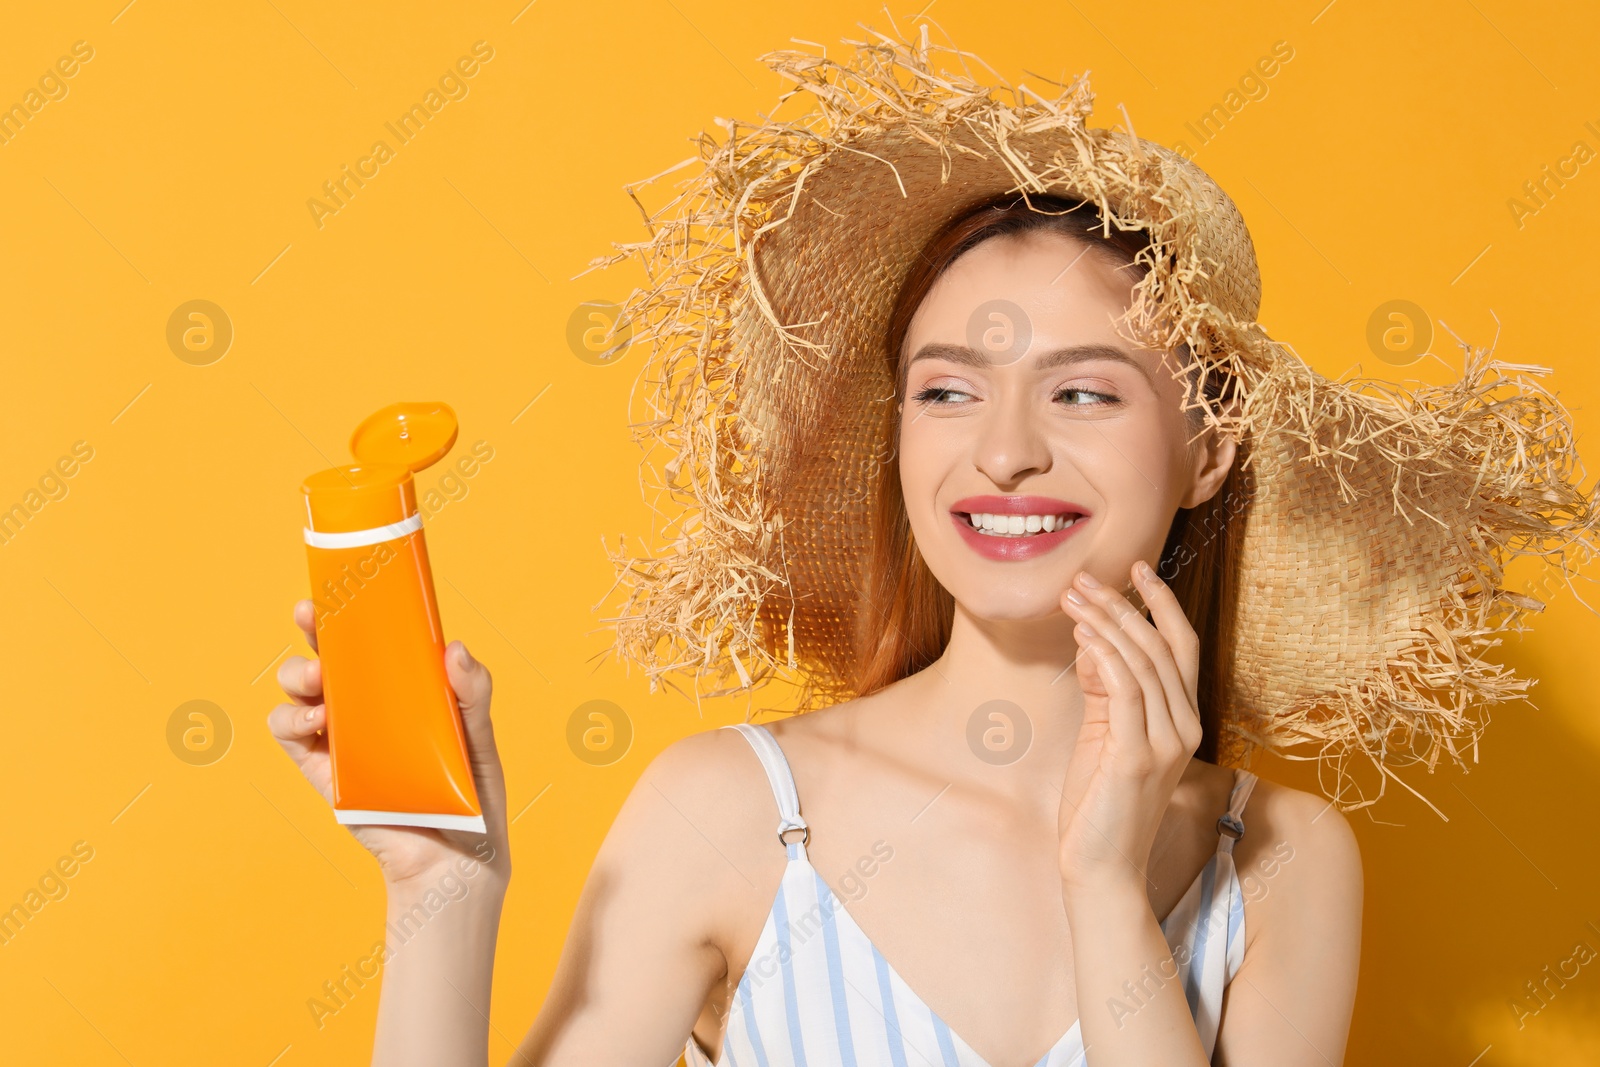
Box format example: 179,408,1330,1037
1061,867,1147,922
384,858,509,913
381,872,506,967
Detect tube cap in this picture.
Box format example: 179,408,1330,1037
302,403,459,534
349,402,459,471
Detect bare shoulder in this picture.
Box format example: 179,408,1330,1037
633,721,773,810
1232,775,1364,947
570,725,786,960
610,725,781,877
1234,776,1364,878
617,713,867,869
518,730,797,1061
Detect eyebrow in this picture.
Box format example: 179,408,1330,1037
906,341,1156,380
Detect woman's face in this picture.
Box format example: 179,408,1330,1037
898,228,1234,621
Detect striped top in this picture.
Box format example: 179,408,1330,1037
682,722,1259,1067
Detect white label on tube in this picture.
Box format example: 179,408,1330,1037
303,513,424,549
335,808,487,833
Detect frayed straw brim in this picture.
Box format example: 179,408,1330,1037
585,20,1597,812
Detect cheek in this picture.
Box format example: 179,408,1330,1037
1069,432,1192,557
895,419,959,522
1070,424,1188,503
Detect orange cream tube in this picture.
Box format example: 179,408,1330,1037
301,402,485,833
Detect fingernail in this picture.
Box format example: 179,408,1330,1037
1077,570,1101,588
1135,560,1155,582
1076,622,1098,639
1065,588,1086,606
458,644,475,669
304,707,315,722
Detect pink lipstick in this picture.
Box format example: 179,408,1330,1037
949,495,1090,562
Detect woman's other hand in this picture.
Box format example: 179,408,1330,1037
1055,560,1204,894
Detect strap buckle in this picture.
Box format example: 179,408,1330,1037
1216,812,1245,840
778,823,810,847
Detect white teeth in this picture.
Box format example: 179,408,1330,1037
965,512,1081,537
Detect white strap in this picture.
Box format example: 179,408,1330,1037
1216,769,1258,855
723,723,809,848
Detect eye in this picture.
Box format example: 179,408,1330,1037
910,385,976,405
1053,386,1120,407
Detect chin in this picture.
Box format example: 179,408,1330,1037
961,597,1068,624
939,573,1073,623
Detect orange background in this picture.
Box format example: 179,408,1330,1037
2,2,1598,1063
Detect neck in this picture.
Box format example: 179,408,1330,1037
902,604,1087,784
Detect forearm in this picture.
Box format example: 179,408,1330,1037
372,871,509,1067
1064,876,1209,1065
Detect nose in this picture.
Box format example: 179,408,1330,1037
971,394,1052,488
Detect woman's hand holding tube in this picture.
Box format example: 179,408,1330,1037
269,599,513,1066
266,598,512,892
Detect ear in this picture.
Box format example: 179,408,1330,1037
1181,423,1238,509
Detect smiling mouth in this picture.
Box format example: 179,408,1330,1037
958,511,1086,537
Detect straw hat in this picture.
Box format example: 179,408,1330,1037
590,23,1595,810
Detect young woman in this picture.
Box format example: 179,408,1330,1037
269,189,1363,1065
268,28,1587,1067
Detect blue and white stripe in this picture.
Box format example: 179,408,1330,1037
683,724,1258,1067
